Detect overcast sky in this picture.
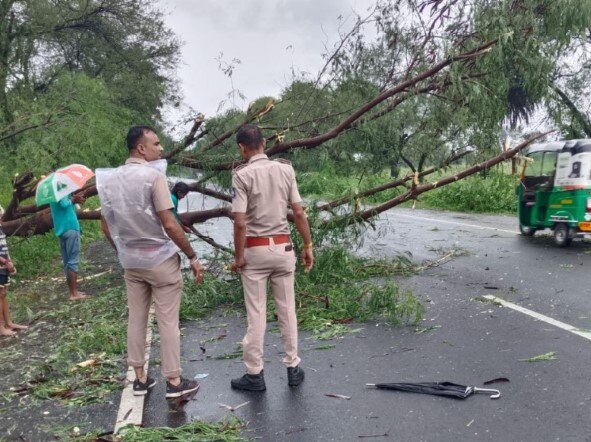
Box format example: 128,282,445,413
158,0,376,135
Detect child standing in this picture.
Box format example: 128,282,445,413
0,205,27,336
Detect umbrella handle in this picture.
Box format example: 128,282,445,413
473,387,501,399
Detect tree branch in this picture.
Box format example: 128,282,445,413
316,150,470,212
161,114,206,159
336,131,551,225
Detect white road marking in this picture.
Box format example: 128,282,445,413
395,213,519,235
484,295,591,342
114,307,155,434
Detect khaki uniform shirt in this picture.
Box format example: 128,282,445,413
97,157,177,269
232,154,302,237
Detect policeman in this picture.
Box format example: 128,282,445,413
230,124,314,391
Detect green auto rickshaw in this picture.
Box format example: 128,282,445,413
517,139,591,247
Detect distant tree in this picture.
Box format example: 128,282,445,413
0,0,181,128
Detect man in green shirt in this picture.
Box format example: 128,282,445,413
50,193,87,301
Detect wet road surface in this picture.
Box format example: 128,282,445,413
141,207,591,441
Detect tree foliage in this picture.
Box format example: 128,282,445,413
2,0,591,243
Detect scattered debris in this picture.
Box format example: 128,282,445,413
415,325,440,334
483,377,510,385
304,344,337,352
416,249,463,271
194,373,209,380
212,351,242,360
358,430,390,438
325,393,351,400
219,401,250,412
201,331,228,344
284,427,307,435
520,351,557,362
369,352,389,359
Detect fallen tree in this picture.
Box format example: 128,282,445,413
1,0,586,243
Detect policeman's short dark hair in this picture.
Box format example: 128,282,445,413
171,181,189,197
236,124,264,150
126,125,156,150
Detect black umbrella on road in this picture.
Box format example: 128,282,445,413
366,382,501,399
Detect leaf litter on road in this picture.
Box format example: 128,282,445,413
520,351,557,362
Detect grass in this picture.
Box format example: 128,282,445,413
180,273,243,320
308,326,364,341
297,164,519,215
277,246,423,339
18,288,127,407
116,417,247,441
49,425,111,441
417,171,518,214
297,167,400,203
4,244,423,412
182,246,423,340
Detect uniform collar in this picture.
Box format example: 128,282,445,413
125,157,148,165
248,153,268,164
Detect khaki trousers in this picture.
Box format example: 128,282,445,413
124,253,183,378
241,240,301,374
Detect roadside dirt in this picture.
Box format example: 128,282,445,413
0,239,124,440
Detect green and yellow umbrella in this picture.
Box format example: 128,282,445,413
35,164,95,206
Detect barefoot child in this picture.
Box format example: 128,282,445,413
0,206,27,336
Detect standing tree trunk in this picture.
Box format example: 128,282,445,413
0,0,15,126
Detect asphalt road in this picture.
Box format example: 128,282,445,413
141,207,591,441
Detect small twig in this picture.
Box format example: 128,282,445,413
188,226,233,254
415,250,458,271
358,431,389,438
219,401,250,412
325,393,351,400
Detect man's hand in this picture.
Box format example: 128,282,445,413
301,247,313,273
230,257,246,273
182,224,192,234
0,256,16,275
72,193,86,205
190,259,205,284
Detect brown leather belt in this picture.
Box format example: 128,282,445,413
246,235,290,248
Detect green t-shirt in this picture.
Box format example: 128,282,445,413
49,196,80,237
171,193,182,224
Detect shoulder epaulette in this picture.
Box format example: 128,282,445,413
232,162,249,174
273,158,292,166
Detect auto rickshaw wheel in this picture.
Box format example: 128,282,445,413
519,224,536,236
554,223,572,247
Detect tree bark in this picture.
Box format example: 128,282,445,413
0,0,15,126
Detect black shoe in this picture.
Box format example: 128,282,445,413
287,366,305,386
166,377,200,398
230,371,266,391
133,376,156,396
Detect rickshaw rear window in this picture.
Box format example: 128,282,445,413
525,151,556,177
525,152,543,176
